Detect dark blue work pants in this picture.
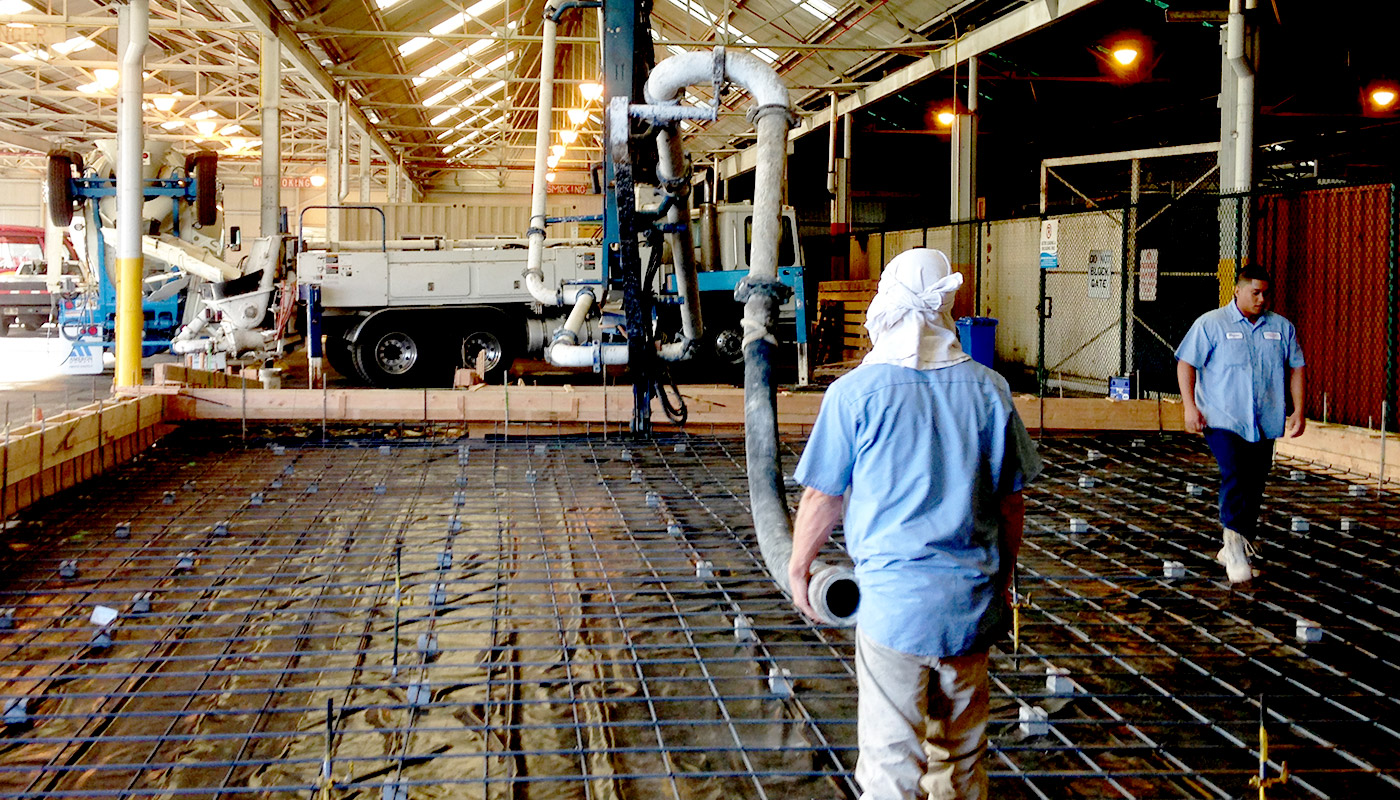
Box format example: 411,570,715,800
1202,428,1275,537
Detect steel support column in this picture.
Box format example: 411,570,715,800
260,32,281,238
114,0,149,388
360,127,372,202
950,57,978,312
326,97,342,243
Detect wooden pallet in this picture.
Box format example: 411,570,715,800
815,279,878,366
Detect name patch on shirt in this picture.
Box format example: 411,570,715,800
1225,332,1244,340
1264,331,1282,340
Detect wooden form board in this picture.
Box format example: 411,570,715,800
1276,422,1400,483
155,384,1193,436
1,395,170,518
154,364,264,389
159,385,828,431
1018,396,1188,434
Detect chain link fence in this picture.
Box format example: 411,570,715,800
808,182,1399,429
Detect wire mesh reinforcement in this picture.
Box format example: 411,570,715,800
0,425,1397,799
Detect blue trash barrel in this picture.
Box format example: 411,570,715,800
955,317,998,368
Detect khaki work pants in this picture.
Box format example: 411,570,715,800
854,629,990,800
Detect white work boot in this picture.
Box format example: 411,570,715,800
1216,528,1259,583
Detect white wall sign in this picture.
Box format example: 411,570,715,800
1139,248,1159,302
1039,219,1059,270
1087,250,1112,299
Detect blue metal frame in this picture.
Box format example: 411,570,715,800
663,266,808,344
58,176,197,351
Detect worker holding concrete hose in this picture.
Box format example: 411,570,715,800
788,248,1042,800
1176,264,1306,584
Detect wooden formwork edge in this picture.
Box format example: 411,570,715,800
7,380,1382,516
1,393,172,519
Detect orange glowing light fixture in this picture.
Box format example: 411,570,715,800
1112,47,1139,66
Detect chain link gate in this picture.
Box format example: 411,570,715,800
1036,208,1131,394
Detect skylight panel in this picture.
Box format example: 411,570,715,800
659,0,776,64
413,38,493,85
0,0,34,14
469,51,512,79
398,36,430,56
434,79,504,135
796,0,838,19
424,79,470,107
52,36,96,55
464,0,503,19
430,105,462,125
430,16,465,36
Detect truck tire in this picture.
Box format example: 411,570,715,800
323,326,358,380
0,315,11,337
457,313,515,384
47,153,76,228
186,151,219,227
351,315,441,388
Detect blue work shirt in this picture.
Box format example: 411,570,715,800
793,361,1042,658
1175,302,1305,442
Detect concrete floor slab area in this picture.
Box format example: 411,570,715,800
0,426,1396,798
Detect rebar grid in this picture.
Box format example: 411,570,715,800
0,426,1396,799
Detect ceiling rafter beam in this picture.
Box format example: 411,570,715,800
0,13,253,31
215,0,403,177
0,58,256,74
718,0,1104,179
0,127,53,153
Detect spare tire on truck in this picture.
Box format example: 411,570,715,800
46,151,81,228
185,151,219,227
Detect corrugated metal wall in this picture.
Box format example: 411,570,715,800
1255,184,1396,428
981,218,1041,368
339,202,588,241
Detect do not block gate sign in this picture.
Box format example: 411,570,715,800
1087,250,1112,299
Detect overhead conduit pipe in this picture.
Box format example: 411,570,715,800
640,50,859,626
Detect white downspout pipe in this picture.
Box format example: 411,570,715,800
114,0,149,388
1227,0,1254,192
524,6,564,307
825,93,838,197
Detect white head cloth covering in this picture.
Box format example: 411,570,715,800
862,248,970,370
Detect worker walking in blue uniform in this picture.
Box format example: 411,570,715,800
788,248,1041,800
1176,265,1306,583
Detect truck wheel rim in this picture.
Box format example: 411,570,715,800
463,332,501,371
374,332,417,375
